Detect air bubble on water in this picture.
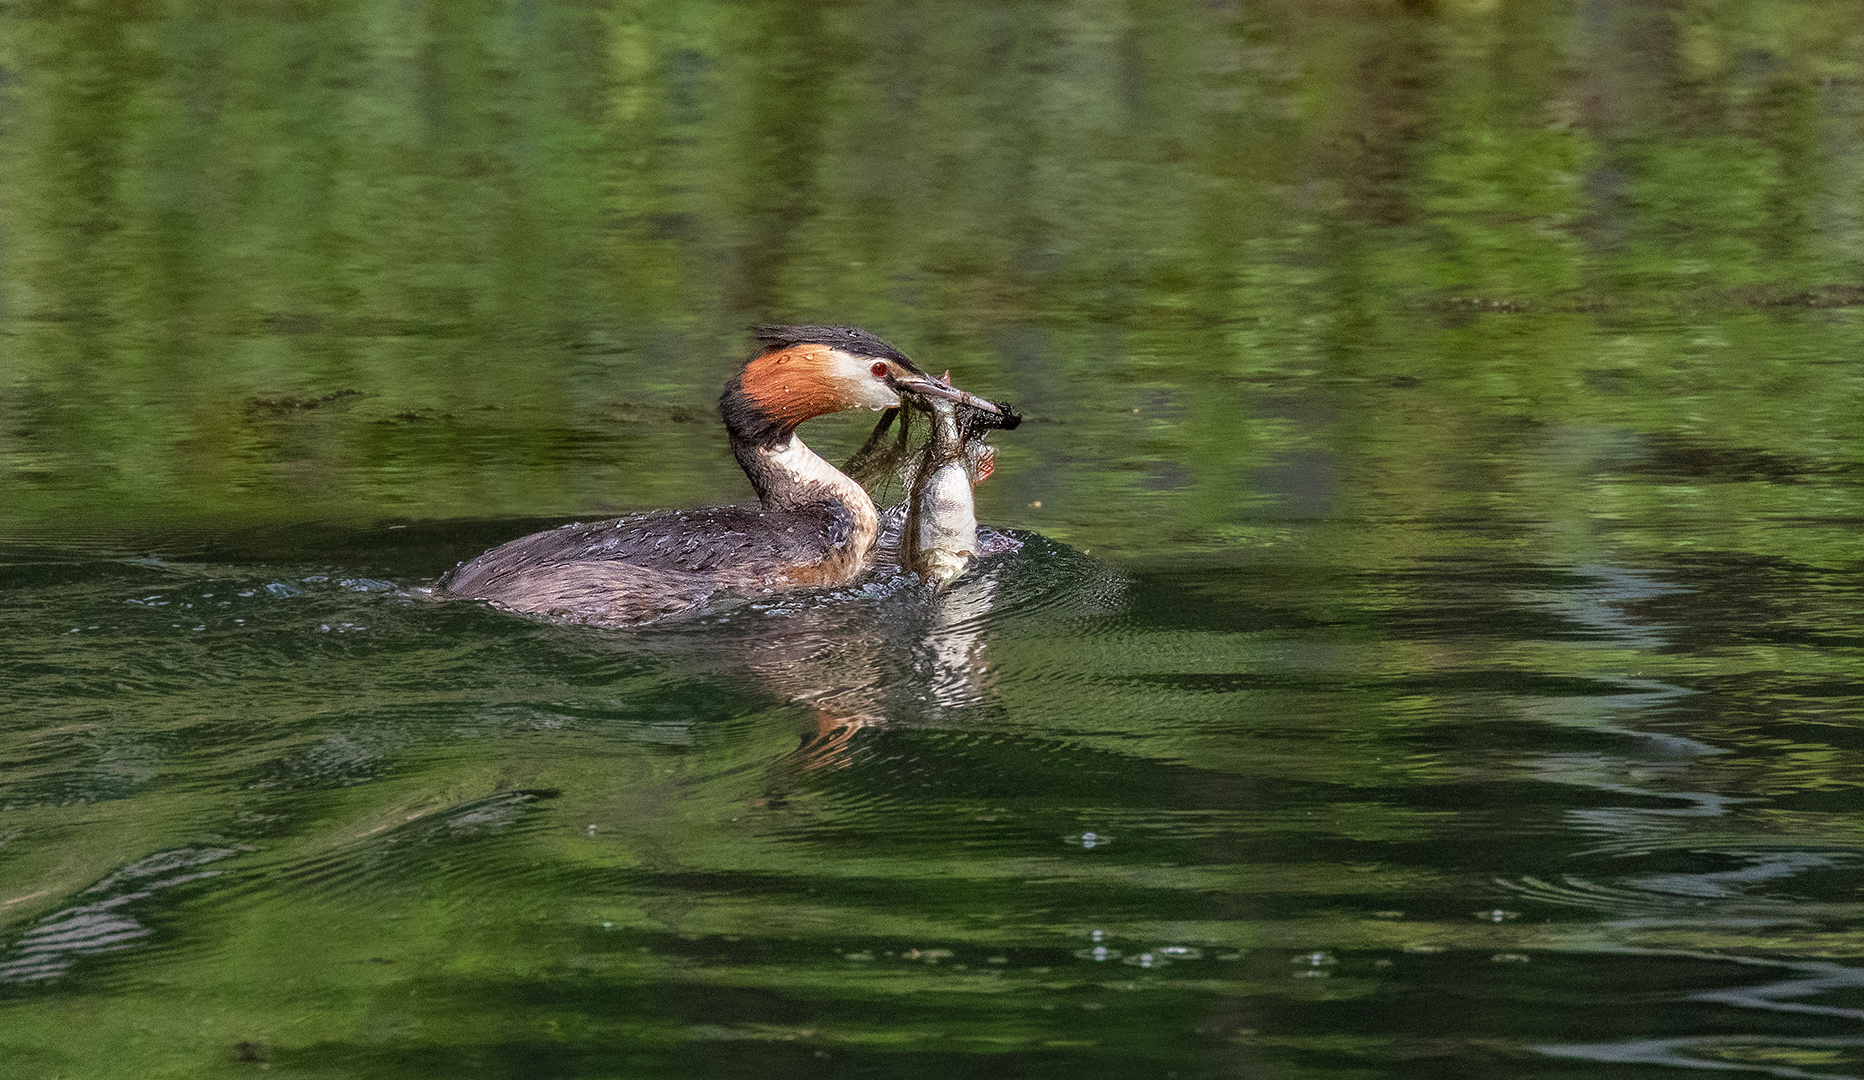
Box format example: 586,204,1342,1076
1290,951,1338,979
1074,945,1120,962
1477,909,1518,922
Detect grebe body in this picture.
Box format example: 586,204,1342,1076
438,325,1005,625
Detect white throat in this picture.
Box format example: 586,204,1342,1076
758,434,875,514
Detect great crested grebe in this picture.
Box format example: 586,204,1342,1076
438,325,1011,626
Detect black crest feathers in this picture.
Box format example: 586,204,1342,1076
749,324,918,368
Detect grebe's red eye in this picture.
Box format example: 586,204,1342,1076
870,362,889,378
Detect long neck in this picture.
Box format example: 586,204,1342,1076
719,370,856,506
731,429,873,514
720,369,881,563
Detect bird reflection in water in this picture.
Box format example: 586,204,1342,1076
747,385,1024,771
736,574,1006,772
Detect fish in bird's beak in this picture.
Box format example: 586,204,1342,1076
887,368,1022,429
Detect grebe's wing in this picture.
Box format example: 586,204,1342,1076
440,504,860,593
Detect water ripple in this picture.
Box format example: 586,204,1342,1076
0,846,244,985
1541,1035,1864,1079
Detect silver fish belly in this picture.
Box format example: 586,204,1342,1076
844,385,1018,587
902,397,989,586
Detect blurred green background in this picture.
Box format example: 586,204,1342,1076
4,0,1862,569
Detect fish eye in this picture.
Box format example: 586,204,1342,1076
870,362,889,378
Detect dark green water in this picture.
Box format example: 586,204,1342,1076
6,2,1864,1077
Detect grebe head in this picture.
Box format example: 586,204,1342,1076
722,324,1002,446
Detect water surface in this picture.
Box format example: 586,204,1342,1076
5,2,1864,1078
